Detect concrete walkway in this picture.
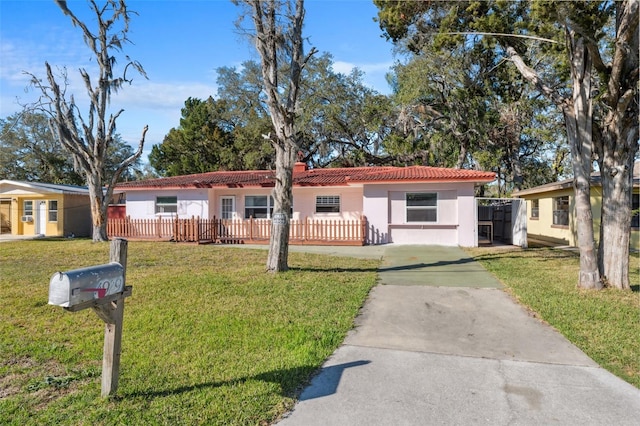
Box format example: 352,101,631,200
277,245,640,426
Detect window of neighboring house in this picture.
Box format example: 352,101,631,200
632,193,639,228
48,200,58,222
245,195,274,219
155,196,177,214
406,192,437,222
553,196,569,226
316,195,340,213
531,199,539,219
24,200,33,217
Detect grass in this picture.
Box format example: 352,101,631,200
465,246,640,388
0,239,379,425
3,239,638,424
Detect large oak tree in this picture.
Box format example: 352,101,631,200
376,0,638,290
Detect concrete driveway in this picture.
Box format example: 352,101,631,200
277,245,640,425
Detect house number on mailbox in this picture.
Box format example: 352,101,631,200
49,262,125,309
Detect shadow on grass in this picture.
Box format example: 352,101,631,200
377,257,477,272
289,266,378,273
471,248,579,263
121,360,371,402
631,285,639,293
0,236,88,242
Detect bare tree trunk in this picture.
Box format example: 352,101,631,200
507,36,601,289
564,106,601,289
28,1,147,242
243,0,314,272
266,143,296,271
565,33,601,289
594,0,639,290
87,174,108,241
598,153,635,289
597,104,637,290
505,106,524,192
455,139,467,169
510,146,523,192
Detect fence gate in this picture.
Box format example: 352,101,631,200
476,198,527,248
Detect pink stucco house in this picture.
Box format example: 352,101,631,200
112,163,496,246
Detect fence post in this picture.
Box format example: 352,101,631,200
361,216,367,245
173,217,178,242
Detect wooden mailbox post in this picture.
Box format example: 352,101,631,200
48,238,132,397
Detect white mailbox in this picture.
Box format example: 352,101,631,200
49,262,125,308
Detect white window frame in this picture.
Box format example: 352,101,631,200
316,195,340,213
553,196,569,226
530,199,539,219
48,200,58,222
406,192,438,223
220,196,235,220
24,200,34,218
244,195,274,219
155,196,178,214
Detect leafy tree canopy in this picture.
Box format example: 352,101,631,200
0,111,140,184
152,53,396,176
149,97,246,176
378,1,569,194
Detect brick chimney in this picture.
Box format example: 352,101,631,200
294,162,308,173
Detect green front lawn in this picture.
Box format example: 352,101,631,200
0,240,379,425
466,246,640,388
3,239,637,425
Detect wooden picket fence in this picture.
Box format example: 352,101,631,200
107,216,367,246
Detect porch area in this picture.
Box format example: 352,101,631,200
106,216,368,246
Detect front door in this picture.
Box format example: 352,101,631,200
36,201,47,235
0,200,11,234
220,196,235,219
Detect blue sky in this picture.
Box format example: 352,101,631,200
0,0,397,162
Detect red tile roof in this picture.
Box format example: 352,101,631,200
344,166,496,183
117,164,495,190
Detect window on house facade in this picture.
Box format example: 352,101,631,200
316,195,340,213
155,196,177,214
406,192,437,222
48,200,58,222
245,195,274,219
553,196,569,226
531,199,539,219
221,196,235,220
24,200,33,217
632,193,639,228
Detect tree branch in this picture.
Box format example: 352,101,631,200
108,124,147,190
506,47,567,109
606,0,639,105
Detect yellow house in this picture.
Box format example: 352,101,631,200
512,165,640,250
0,180,93,238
